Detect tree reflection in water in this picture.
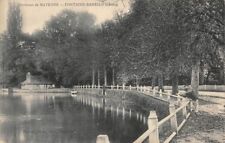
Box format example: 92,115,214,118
0,93,167,143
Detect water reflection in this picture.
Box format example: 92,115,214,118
0,94,155,143
72,95,156,128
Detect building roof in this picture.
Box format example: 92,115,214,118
21,75,52,85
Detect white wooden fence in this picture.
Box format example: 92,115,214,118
74,85,193,143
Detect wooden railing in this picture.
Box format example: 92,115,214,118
74,84,184,105
133,100,191,143
74,85,194,143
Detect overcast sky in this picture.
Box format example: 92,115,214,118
0,0,130,34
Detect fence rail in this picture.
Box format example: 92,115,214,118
132,100,190,143
163,85,225,92
74,85,193,143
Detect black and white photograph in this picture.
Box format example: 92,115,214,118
0,0,224,143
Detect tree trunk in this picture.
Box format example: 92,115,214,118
97,69,100,87
218,45,225,84
136,76,140,86
221,61,225,85
92,67,95,86
219,65,224,84
112,67,115,86
191,59,200,97
224,62,225,85
158,72,164,92
104,66,107,86
151,75,156,89
199,62,204,85
172,73,178,95
205,70,211,84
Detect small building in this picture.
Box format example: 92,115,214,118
21,72,53,90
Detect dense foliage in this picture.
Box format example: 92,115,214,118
0,0,224,96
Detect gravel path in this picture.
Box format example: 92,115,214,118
175,99,225,143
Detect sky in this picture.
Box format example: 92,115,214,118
0,0,130,34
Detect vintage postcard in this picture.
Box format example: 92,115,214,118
0,0,224,143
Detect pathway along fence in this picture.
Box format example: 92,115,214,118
74,85,193,143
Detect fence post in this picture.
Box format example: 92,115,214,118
177,95,181,106
148,111,159,143
123,84,125,90
96,135,110,143
159,89,162,97
153,87,156,96
117,84,119,90
195,99,199,113
169,104,178,132
189,101,193,111
167,94,170,100
182,99,187,118
129,85,132,90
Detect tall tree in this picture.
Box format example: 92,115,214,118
34,10,96,87
1,2,23,86
176,0,225,96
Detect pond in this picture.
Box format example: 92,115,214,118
0,91,168,143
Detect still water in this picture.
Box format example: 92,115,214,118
0,93,167,143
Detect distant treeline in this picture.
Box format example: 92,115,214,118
0,0,224,96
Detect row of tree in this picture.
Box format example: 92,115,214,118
0,0,224,97
94,0,224,96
